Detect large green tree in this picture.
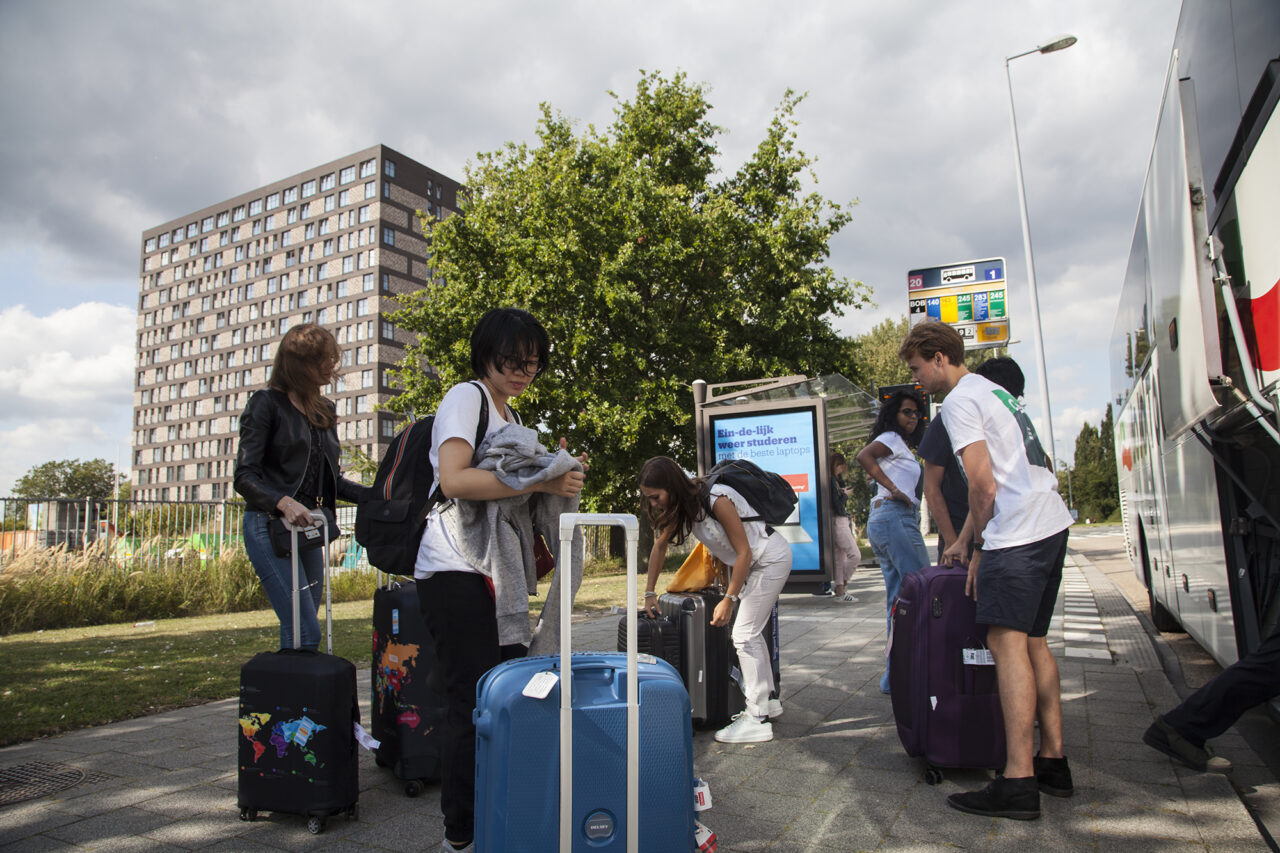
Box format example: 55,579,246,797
389,71,869,512
14,458,118,501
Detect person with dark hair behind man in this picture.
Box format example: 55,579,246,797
901,322,1073,821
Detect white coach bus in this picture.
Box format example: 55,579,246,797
1111,0,1280,667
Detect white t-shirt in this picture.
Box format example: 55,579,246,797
692,484,771,566
871,431,921,507
413,381,517,578
941,373,1072,549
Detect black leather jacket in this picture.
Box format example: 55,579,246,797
233,388,369,514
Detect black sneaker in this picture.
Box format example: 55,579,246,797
1034,754,1073,797
1143,716,1232,773
947,776,1040,820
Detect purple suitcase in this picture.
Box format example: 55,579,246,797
888,563,1005,784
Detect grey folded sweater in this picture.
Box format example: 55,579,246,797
435,423,585,653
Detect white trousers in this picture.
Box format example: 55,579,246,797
731,533,792,718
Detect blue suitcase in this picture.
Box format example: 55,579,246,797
473,513,696,853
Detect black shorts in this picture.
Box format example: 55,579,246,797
975,528,1069,637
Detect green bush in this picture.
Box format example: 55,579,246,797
0,545,377,636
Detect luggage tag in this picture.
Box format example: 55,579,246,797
392,608,400,635
963,647,995,666
692,776,713,811
353,721,381,752
523,670,559,699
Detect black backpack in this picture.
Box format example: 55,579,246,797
355,382,501,576
702,459,798,529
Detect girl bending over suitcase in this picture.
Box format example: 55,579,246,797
639,456,791,744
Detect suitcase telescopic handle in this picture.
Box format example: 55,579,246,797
557,513,640,853
282,509,332,654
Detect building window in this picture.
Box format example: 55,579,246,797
232,205,246,222
186,223,198,238
363,273,374,291
381,320,394,340
301,179,317,198
264,213,274,231
266,192,280,210
338,189,350,207
342,256,354,273
340,165,356,184
284,186,298,204
382,228,394,246
383,182,390,199
358,205,371,223
324,194,336,212
217,211,229,227
201,216,214,233
249,199,263,216
384,160,396,178
365,181,376,200
360,159,376,178
356,298,369,316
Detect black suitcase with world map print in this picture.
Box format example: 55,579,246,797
371,577,446,796
237,514,359,834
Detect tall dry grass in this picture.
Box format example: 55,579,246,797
0,541,377,635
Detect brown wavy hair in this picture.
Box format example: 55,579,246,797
638,456,708,546
268,324,340,429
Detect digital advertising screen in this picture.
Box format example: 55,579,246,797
707,406,824,575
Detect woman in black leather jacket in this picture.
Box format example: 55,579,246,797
233,324,369,650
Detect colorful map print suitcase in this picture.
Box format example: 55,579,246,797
237,512,359,833
371,578,445,796
473,513,697,853
889,563,1006,784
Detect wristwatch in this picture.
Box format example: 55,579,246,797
725,594,740,603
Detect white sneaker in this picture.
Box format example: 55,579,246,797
715,712,773,744
766,698,783,719
441,841,472,852
839,593,858,602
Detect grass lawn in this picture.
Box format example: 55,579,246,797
0,562,681,746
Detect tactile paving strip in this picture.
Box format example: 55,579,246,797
0,761,115,806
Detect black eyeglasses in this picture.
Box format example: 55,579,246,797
899,409,921,418
499,355,545,376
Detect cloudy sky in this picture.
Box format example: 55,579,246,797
0,0,1183,493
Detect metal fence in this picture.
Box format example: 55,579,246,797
0,497,636,573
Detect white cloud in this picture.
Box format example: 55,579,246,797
0,0,1184,489
0,303,134,492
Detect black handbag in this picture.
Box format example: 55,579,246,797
269,507,338,558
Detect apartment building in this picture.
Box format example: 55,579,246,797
133,144,461,501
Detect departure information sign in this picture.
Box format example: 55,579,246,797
908,257,1010,349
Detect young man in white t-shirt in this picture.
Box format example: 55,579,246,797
900,321,1074,821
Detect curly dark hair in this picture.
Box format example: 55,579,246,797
638,456,708,546
869,390,925,449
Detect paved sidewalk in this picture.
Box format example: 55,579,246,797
0,551,1271,851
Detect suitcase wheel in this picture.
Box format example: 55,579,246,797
404,779,425,798
923,766,944,786
307,816,325,835
238,808,257,822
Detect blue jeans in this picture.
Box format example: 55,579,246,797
867,499,930,691
243,510,325,651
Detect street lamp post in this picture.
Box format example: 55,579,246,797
1005,34,1076,472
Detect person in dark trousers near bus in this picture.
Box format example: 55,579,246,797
1143,623,1280,773
901,322,1074,821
